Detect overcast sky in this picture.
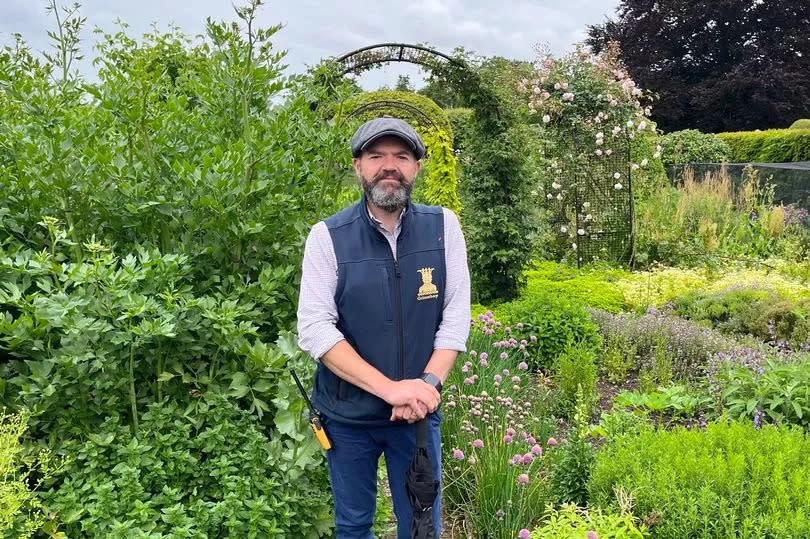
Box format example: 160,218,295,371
1,0,620,89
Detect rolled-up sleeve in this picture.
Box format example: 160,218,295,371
297,222,345,361
434,209,471,352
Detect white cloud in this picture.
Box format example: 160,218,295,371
1,0,620,89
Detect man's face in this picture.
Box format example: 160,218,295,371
353,135,421,213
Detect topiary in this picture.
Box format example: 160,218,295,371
659,129,733,166
789,119,810,130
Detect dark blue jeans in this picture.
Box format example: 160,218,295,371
323,412,442,539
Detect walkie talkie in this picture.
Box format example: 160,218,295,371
290,368,332,451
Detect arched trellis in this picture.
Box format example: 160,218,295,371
315,43,532,303
336,43,460,76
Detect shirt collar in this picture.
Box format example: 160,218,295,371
366,204,407,232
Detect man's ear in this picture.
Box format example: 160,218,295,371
352,157,362,176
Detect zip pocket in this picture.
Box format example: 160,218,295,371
378,264,393,322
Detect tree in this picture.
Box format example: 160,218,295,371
588,0,810,133
394,74,413,92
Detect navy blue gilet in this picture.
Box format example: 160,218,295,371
311,196,446,425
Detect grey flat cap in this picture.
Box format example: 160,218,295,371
350,116,426,159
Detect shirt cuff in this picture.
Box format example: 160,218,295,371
433,337,467,353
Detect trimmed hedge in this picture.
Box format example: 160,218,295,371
660,129,732,166
789,119,810,130
715,128,810,163
345,90,452,136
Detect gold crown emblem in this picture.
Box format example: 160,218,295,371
417,267,439,301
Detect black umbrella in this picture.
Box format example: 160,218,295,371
406,418,440,539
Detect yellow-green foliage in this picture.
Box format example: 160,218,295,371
715,129,810,163
616,265,810,311
522,261,630,312
0,411,58,538
789,119,810,130
421,127,461,212
344,90,452,136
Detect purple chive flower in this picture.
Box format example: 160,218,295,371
512,376,521,383
494,374,502,382
505,326,512,333
503,369,510,376
547,437,558,446
473,439,484,448
469,350,477,357
530,335,537,342
518,362,528,370
463,377,473,385
522,453,534,464
500,352,508,360
517,473,530,485
531,444,543,456
453,448,465,460
480,352,489,361
516,323,524,329
480,358,489,367
527,436,536,445
503,434,513,443
461,365,469,373
519,529,530,539
587,532,598,539
507,427,516,436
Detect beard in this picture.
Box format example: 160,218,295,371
361,169,413,213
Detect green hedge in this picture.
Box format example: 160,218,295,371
660,129,732,166
344,90,452,136
715,129,810,163
789,119,810,130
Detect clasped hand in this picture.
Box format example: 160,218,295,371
384,378,440,423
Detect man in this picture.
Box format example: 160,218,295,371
297,116,471,539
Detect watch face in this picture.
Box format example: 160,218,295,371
422,373,442,392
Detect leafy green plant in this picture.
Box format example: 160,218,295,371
659,129,732,166
499,292,601,370
554,343,598,417
43,395,332,537
547,389,596,506
523,261,630,313
590,421,810,538
529,503,647,538
614,385,712,419
600,334,635,384
711,353,810,429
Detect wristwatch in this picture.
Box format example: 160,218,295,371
420,372,443,394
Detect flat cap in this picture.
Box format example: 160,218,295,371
350,116,426,159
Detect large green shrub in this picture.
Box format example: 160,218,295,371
498,292,601,370
659,129,733,166
789,119,810,130
716,129,810,162
44,396,332,537
590,421,810,538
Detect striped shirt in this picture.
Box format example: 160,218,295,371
297,205,471,361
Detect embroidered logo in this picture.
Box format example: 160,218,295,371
417,267,439,301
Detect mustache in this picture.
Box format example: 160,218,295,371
371,169,406,184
